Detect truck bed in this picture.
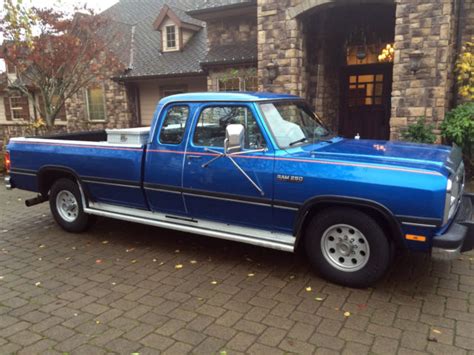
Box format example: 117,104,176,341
7,131,149,209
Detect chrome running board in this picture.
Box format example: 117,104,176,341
85,202,295,252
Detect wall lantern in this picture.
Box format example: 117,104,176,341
408,50,424,74
266,61,279,83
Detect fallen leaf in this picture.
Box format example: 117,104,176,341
248,273,255,277
315,297,324,301
198,297,204,301
131,260,137,264
289,275,295,280
74,313,78,317
72,246,77,250
126,248,135,253
35,282,41,287
1,230,8,233
220,351,227,355
152,259,157,262
102,241,109,244
344,311,351,317
159,262,165,266
96,259,102,264
0,276,3,280
305,286,312,292
95,320,100,324
211,280,218,285
245,257,253,262
65,257,71,261
190,260,197,264
432,329,442,334
175,249,180,253
111,282,116,286
175,264,183,269
39,244,45,248
38,257,42,261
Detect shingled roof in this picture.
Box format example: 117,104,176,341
103,0,256,80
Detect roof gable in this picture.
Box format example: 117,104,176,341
153,5,202,32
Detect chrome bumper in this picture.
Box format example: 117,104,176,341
432,193,474,260
4,175,12,190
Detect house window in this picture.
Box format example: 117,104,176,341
166,25,177,49
161,86,187,97
243,76,258,91
217,77,241,92
86,86,106,121
9,95,29,120
218,76,258,92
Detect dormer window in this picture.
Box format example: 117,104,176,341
153,5,203,53
166,25,177,50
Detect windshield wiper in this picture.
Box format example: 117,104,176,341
289,138,308,147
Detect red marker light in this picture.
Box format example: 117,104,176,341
4,151,11,173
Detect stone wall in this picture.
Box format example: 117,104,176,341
257,0,306,96
66,78,132,132
207,16,257,48
390,0,457,140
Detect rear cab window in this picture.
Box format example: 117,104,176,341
159,105,190,145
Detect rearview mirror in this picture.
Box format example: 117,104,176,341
225,124,245,154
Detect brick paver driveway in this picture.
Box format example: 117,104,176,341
1,185,474,355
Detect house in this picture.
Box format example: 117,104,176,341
0,0,473,149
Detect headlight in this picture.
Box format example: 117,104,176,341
443,162,465,225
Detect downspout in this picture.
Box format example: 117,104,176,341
452,0,465,109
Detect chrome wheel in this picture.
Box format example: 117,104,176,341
56,190,79,223
320,224,370,272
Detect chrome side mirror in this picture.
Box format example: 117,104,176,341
225,124,245,154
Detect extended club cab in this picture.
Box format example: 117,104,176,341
5,92,474,287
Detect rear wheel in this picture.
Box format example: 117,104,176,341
304,207,392,288
49,178,95,233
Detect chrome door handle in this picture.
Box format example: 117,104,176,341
187,155,202,160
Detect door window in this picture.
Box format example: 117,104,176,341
159,106,190,145
348,74,384,107
193,106,265,149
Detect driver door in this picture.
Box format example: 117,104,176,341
182,103,275,230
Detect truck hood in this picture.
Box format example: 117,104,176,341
290,138,454,175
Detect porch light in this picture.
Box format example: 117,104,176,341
408,50,424,74
378,44,394,63
266,61,279,83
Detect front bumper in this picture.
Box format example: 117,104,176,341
432,193,474,259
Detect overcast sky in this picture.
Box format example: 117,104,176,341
0,0,120,72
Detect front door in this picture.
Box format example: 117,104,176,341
182,103,274,230
340,63,392,140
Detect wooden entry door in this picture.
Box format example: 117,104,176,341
339,64,392,140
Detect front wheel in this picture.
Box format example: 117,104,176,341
304,207,392,288
49,178,95,233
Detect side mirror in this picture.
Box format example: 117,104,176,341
225,124,245,154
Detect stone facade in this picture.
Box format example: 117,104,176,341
205,15,258,92
66,78,133,132
254,0,470,140
390,0,458,140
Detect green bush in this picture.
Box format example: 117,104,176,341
441,102,474,176
401,117,436,144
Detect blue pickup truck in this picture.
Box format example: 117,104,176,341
4,92,474,287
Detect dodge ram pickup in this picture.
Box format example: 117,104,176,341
4,92,474,287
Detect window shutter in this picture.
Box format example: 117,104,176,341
4,96,12,121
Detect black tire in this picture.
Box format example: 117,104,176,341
304,207,392,288
49,178,95,233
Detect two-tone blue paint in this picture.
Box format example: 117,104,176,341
7,92,457,253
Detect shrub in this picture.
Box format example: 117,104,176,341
441,102,474,176
401,117,436,144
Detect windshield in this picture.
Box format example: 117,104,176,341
259,101,332,149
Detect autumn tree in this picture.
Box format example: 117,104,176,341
0,0,121,129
